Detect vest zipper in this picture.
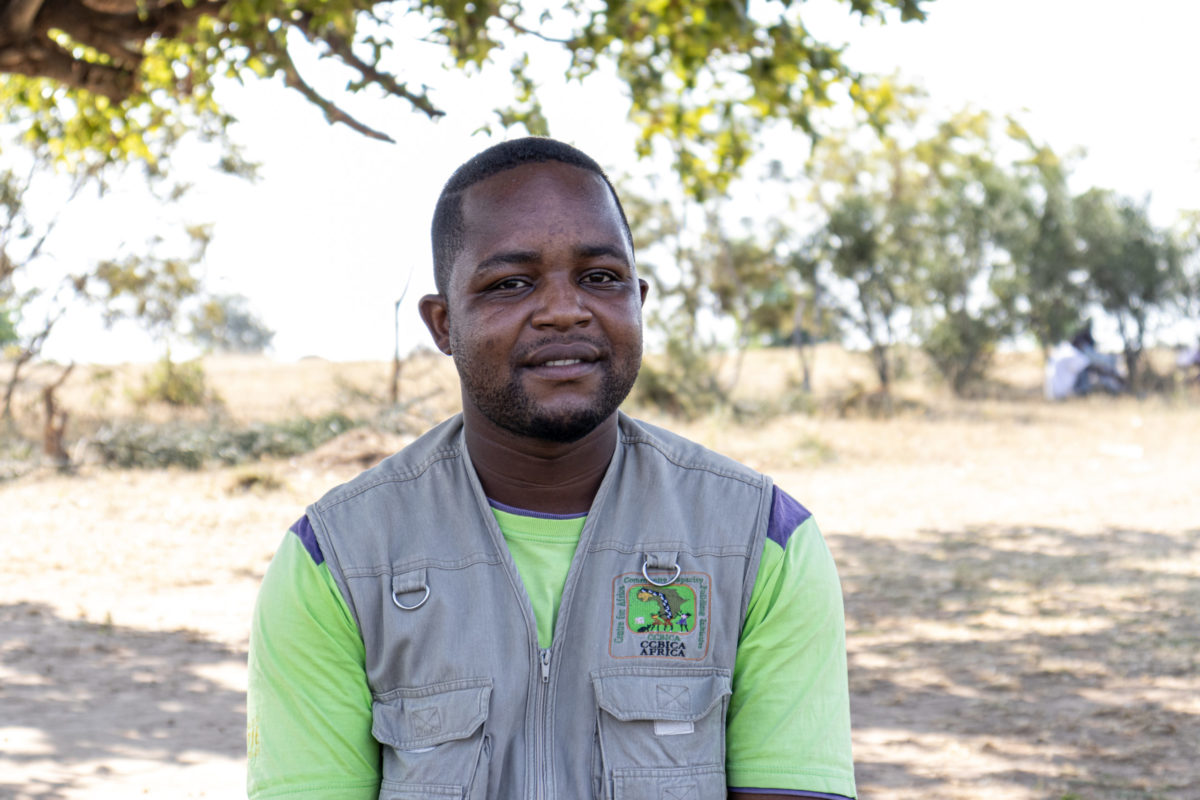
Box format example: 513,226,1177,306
536,646,552,800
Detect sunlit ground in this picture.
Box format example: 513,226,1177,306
2,348,1197,798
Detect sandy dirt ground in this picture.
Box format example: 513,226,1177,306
2,354,1198,799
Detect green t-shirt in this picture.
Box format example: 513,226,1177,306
247,492,855,798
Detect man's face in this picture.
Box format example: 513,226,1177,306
423,161,647,443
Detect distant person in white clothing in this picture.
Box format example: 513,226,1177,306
1177,340,1200,384
1045,323,1125,400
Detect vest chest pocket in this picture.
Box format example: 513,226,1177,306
372,678,492,800
590,668,731,800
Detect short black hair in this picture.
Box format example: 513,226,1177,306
430,137,633,295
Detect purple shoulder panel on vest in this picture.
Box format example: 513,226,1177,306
290,514,325,565
766,486,812,549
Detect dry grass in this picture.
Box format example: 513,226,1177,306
2,347,1198,799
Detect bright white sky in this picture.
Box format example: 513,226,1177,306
34,0,1200,363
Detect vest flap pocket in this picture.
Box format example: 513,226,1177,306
373,678,492,750
591,668,731,723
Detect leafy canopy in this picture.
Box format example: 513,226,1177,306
0,0,927,189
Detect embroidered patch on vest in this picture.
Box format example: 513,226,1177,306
609,572,711,660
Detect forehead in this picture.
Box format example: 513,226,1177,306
452,162,630,273
462,160,616,220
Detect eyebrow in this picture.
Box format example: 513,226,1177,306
576,244,631,264
475,250,540,272
474,243,632,272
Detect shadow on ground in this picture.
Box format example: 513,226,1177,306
0,602,245,799
832,524,1200,800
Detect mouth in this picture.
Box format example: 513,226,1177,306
525,357,598,379
522,341,604,369
521,342,605,380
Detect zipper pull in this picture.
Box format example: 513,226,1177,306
539,648,551,683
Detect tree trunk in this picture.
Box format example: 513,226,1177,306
792,302,812,393
41,363,74,470
389,353,402,405
871,343,891,394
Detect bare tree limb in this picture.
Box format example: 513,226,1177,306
291,13,444,120
496,12,572,45
23,169,90,265
271,41,395,142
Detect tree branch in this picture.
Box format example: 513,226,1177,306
1,304,61,421
24,169,90,265
270,40,395,142
0,0,230,100
38,0,226,44
0,0,47,37
496,12,572,45
80,0,155,13
291,13,444,120
6,37,133,99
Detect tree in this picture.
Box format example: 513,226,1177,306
1181,212,1200,328
1073,189,1187,388
0,0,928,188
805,109,1086,396
0,305,16,346
188,293,274,354
622,188,728,416
806,125,927,395
0,158,211,424
908,112,1027,395
623,183,798,415
0,161,88,422
1001,125,1090,355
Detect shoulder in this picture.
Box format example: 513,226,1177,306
290,514,325,564
311,414,466,513
617,412,767,490
765,487,813,550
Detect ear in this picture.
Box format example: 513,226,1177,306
638,278,649,307
418,293,452,355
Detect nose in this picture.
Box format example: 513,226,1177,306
531,276,592,330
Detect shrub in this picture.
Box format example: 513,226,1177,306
133,355,215,407
633,342,727,419
90,412,358,469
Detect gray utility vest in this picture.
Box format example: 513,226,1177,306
307,412,772,800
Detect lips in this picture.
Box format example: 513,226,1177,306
521,341,604,368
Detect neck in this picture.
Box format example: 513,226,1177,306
462,407,618,515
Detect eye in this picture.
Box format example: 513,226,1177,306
488,276,530,292
581,270,619,286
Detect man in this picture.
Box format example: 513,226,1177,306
1176,340,1200,384
247,137,856,800
1045,322,1125,400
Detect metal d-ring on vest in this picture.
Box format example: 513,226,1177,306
641,556,681,587
392,585,429,610
392,568,430,610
